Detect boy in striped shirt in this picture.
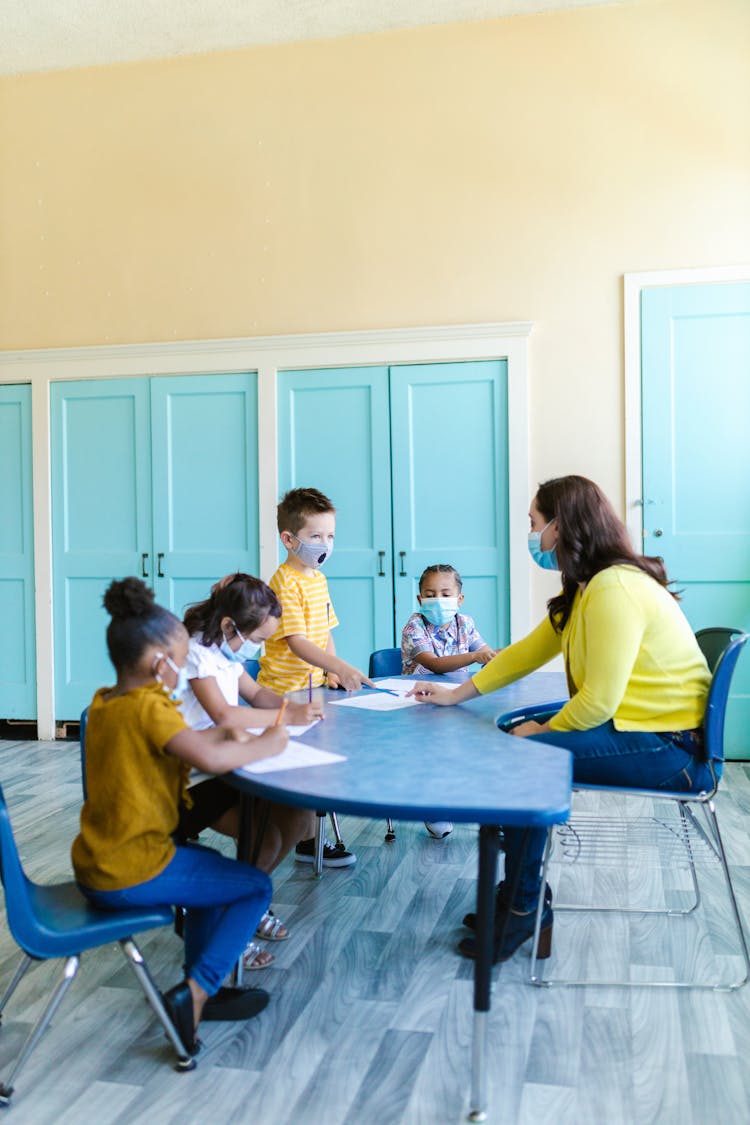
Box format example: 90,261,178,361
258,487,373,866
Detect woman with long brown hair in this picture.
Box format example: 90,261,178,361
409,475,713,964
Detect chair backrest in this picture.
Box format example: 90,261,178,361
0,783,38,950
368,648,402,679
695,627,743,674
80,706,89,798
701,631,748,768
244,658,261,680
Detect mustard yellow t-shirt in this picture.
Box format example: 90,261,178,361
472,565,711,732
258,562,339,693
71,683,191,890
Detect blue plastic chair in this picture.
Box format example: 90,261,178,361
368,648,402,679
495,627,750,989
0,785,194,1105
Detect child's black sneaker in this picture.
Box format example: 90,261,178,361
294,837,357,867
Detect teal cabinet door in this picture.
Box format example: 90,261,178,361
52,373,260,719
277,367,394,668
0,385,36,719
150,373,259,619
390,361,509,650
642,282,750,757
51,379,152,716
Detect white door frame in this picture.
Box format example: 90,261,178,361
624,264,750,550
0,320,533,738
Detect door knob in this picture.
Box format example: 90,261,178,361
653,529,663,537
141,552,149,578
157,552,165,576
377,550,385,577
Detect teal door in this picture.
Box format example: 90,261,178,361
150,373,260,617
390,361,509,649
52,373,258,718
277,367,395,666
0,385,36,719
277,360,509,670
641,281,750,758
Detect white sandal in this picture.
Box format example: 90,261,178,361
255,909,289,942
242,941,275,970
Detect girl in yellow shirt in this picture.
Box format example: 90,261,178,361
72,578,287,1055
410,475,712,965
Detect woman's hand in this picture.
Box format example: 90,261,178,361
510,720,550,738
406,682,460,706
287,700,324,725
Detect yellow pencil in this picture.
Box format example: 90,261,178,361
274,699,288,727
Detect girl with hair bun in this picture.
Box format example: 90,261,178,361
71,577,287,1055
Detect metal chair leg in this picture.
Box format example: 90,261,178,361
0,954,34,1022
385,818,396,842
328,811,345,848
119,939,196,1070
0,955,80,1104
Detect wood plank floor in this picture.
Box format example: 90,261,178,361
1,739,750,1125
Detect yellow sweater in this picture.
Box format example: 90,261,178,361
72,684,190,890
473,565,710,732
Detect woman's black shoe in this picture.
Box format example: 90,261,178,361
458,902,553,964
462,881,552,931
202,986,270,1022
162,981,201,1056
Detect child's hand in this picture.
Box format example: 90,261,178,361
287,700,324,725
406,682,458,706
337,664,376,693
258,726,289,756
326,671,342,690
474,646,498,666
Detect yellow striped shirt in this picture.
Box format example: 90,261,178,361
258,562,339,693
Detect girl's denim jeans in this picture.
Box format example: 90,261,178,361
79,842,272,995
503,722,714,912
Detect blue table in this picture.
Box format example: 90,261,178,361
229,669,571,1121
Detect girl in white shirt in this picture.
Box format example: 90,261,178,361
181,573,322,966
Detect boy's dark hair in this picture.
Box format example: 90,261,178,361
277,487,336,536
103,577,182,671
184,573,281,647
419,564,463,593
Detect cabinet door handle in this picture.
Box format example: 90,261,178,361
141,552,149,578
399,551,406,577
377,550,385,577
157,552,165,577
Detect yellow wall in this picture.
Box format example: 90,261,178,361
1,0,748,508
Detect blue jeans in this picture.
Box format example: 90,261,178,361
79,843,272,995
504,722,714,912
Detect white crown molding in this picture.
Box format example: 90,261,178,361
0,321,533,379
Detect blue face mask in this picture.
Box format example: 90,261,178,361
528,520,559,571
156,654,189,702
419,597,459,627
290,536,333,569
220,622,261,664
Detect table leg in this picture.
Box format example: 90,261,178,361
468,824,500,1123
313,812,326,878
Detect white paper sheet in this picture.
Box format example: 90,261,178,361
245,719,320,738
329,678,462,711
238,739,346,775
